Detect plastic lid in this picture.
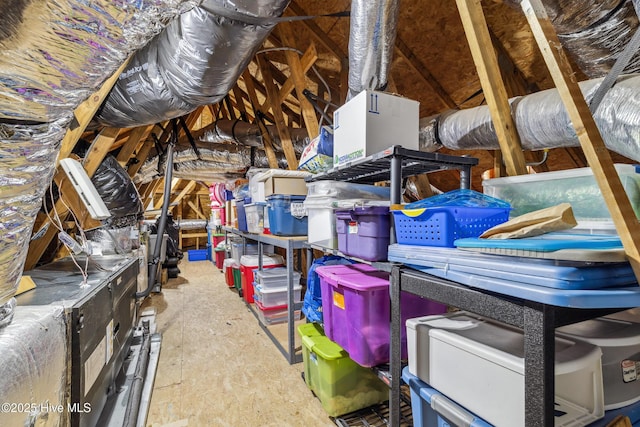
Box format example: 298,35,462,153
406,189,510,209
319,267,390,291
240,254,285,266
266,194,306,201
315,263,379,276
297,322,325,338
301,334,348,360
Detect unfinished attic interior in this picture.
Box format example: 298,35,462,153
4,0,640,425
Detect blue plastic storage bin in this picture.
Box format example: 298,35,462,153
266,195,308,236
236,199,249,232
188,249,209,261
402,367,491,427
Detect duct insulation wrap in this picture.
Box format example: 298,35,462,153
177,219,207,230
0,306,66,427
558,0,640,78
91,155,143,228
85,226,135,255
348,0,400,98
426,74,640,163
501,0,639,78
95,0,291,128
0,118,68,322
0,0,197,122
134,122,310,184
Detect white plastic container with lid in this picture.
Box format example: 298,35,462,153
255,267,301,289
406,311,604,427
253,283,303,308
482,164,640,223
240,253,285,268
558,316,640,410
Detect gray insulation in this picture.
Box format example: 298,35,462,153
0,0,194,321
502,0,640,78
0,306,66,427
348,0,400,98
135,120,310,184
423,74,640,163
96,0,291,128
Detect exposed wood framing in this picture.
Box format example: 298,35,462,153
169,181,197,212
522,0,640,280
279,22,320,139
456,0,528,177
257,55,299,169
56,60,129,164
242,69,279,168
116,125,154,167
187,200,207,220
128,139,155,178
154,179,182,210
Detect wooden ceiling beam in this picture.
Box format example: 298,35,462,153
257,56,299,169
456,0,528,177
116,124,154,168
522,0,640,281
56,59,129,165
242,69,279,168
286,1,348,61
279,22,320,139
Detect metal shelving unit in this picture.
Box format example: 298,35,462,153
307,146,478,425
222,226,308,365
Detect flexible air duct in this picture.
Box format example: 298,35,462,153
347,0,400,98
501,0,640,78
0,0,194,326
420,74,640,163
95,0,291,128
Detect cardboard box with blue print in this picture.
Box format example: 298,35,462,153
332,90,419,166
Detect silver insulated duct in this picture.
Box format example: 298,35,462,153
347,0,400,98
420,74,640,164
96,0,291,128
0,0,195,326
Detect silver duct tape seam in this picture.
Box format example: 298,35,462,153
348,0,400,98
96,0,290,128
0,119,68,309
0,0,196,122
0,306,66,427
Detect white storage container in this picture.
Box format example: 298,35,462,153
304,196,338,248
333,90,419,166
306,180,391,199
255,268,301,289
230,242,274,264
406,312,604,427
482,164,640,222
253,283,303,308
558,316,640,410
245,203,263,234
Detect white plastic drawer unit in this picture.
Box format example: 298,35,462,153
406,312,604,427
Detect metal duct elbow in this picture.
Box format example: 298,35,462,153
348,0,400,98
96,0,291,128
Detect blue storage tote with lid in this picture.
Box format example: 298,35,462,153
266,195,308,236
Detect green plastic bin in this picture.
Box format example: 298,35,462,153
297,323,388,417
233,267,242,291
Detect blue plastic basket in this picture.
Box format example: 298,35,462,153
392,206,510,247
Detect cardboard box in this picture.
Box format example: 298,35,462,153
263,176,308,197
333,90,419,166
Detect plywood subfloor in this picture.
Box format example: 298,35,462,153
142,259,336,427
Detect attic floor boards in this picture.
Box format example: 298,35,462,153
141,259,335,427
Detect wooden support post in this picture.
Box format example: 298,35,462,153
242,69,280,168
455,0,528,177
521,0,640,279
257,55,299,169
116,125,154,167
56,60,129,164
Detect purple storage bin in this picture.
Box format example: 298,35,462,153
316,264,447,367
335,206,391,261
